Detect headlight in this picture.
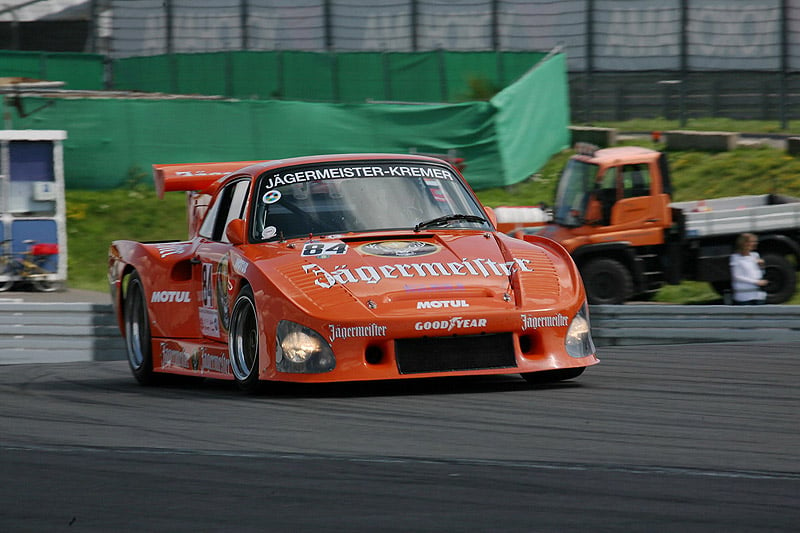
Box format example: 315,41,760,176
281,331,322,363
276,321,335,373
565,303,596,358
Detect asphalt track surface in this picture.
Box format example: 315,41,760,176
1,343,798,532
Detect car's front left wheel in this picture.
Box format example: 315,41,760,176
229,285,261,393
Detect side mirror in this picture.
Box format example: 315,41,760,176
225,219,247,245
483,205,497,228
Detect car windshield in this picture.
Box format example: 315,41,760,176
552,159,599,227
250,160,491,241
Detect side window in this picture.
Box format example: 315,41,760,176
222,181,250,242
622,164,650,198
595,167,618,225
600,166,617,191
198,195,222,240
197,179,251,242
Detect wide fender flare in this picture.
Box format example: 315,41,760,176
226,253,302,372
109,240,196,337
494,232,587,306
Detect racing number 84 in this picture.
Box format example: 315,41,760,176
301,242,348,257
202,263,214,307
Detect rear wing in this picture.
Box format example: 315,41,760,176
152,161,267,199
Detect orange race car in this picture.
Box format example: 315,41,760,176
108,154,598,392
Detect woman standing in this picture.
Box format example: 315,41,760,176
730,232,768,305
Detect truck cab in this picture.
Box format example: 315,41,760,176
531,145,675,304
518,144,799,305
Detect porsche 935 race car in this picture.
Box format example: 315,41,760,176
108,154,598,392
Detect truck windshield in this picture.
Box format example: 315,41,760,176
553,159,599,227
251,160,492,241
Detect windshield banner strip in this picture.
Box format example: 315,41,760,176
263,164,455,189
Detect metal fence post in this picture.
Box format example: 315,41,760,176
585,0,594,123
165,0,177,94
411,0,418,52
324,0,333,52
679,0,688,126
780,0,789,129
241,0,249,51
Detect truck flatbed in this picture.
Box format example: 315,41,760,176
672,194,800,238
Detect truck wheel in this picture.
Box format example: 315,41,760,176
762,253,797,304
710,281,731,295
581,258,633,305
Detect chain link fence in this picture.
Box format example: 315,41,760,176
2,0,800,124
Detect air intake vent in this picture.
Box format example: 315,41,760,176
395,333,516,374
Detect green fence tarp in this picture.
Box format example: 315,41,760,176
4,52,569,191
110,50,548,104
491,52,571,184
0,51,105,91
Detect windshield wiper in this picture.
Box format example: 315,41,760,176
414,213,488,232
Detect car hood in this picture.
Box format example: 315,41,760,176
248,232,568,318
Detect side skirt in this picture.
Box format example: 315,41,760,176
151,338,235,380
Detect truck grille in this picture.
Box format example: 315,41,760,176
395,333,516,374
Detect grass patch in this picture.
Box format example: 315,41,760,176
578,118,795,135
64,130,800,303
66,186,187,291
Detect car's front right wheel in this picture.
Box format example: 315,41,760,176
229,285,261,393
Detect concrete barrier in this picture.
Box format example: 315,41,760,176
569,126,618,147
0,302,125,364
591,304,800,346
787,137,800,155
665,130,739,151
2,302,799,365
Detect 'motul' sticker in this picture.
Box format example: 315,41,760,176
263,190,281,204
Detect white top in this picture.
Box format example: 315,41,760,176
729,252,766,302
0,130,67,141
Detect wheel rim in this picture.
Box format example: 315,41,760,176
230,295,258,381
125,280,146,369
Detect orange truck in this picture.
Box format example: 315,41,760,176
504,145,800,304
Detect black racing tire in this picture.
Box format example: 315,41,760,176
0,258,13,292
762,253,797,304
522,367,586,384
124,272,156,385
581,258,634,305
31,279,64,292
228,285,262,394
710,280,731,295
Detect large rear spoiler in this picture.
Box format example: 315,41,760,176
152,161,267,199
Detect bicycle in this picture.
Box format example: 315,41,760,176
0,239,63,293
